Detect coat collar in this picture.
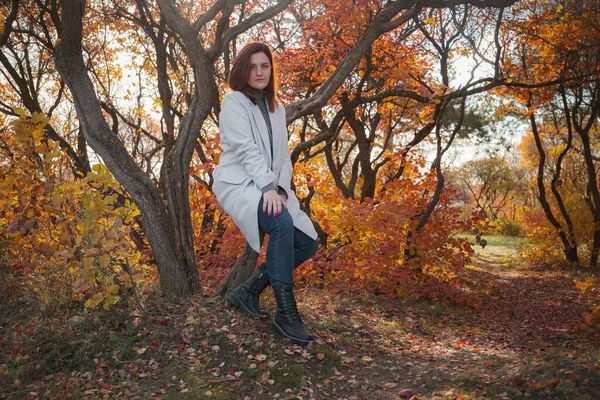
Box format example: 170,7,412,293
250,104,272,165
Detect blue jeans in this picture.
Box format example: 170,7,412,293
257,197,318,289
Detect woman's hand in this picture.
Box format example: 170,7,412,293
263,189,287,216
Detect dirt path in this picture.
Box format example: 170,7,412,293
410,241,600,399
460,243,593,348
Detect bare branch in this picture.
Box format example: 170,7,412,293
193,0,230,32
210,0,294,60
0,0,19,48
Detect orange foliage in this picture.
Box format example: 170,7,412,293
290,155,479,303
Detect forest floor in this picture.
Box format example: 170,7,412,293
1,236,600,399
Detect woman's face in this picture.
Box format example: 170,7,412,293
247,52,271,90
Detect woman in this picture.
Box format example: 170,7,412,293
212,42,319,346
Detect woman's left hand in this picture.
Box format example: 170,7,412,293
263,189,287,216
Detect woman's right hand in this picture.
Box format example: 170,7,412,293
263,189,287,216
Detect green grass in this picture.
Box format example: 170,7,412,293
461,234,529,249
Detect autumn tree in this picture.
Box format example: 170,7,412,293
456,157,520,219
497,0,600,266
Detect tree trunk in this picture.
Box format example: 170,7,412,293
528,102,578,263
211,240,262,299
54,0,201,296
550,88,579,263
577,128,600,268
160,87,216,295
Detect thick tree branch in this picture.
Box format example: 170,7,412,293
418,0,518,8
0,0,19,48
193,0,230,32
286,0,424,122
210,0,294,60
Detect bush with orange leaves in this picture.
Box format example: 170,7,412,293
293,163,481,304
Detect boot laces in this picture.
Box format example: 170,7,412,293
280,288,301,322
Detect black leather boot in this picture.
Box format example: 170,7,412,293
272,285,313,346
226,270,271,318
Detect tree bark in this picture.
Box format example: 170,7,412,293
572,88,600,268
54,0,200,296
528,99,578,263
211,236,264,299
550,88,579,263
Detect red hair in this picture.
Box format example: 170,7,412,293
228,42,277,112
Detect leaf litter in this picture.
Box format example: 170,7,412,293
1,243,599,399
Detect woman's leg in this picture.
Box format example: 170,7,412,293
229,201,318,319
257,199,316,345
292,228,319,268
259,227,318,276
256,198,295,289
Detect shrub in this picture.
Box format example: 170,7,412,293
495,218,522,237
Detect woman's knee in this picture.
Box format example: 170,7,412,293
267,210,294,237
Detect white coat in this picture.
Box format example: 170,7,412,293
212,91,318,252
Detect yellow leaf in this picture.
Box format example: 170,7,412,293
83,257,94,269
103,239,116,251
14,107,27,118
0,174,15,190
31,112,47,127
103,294,118,310
84,292,104,308
107,284,120,295
575,276,596,292
83,298,95,308
98,254,111,267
